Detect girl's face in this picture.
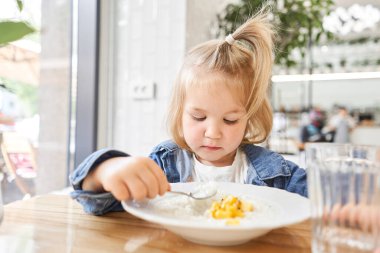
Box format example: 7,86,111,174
182,83,248,167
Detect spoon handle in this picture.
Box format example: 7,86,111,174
169,191,191,197
168,190,216,200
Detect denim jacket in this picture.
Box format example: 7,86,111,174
70,140,308,215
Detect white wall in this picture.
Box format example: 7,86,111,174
100,0,232,156
110,0,186,155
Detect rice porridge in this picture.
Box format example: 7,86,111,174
146,183,281,226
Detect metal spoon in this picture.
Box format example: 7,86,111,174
168,190,217,200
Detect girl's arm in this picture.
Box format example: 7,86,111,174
70,148,169,215
82,156,169,201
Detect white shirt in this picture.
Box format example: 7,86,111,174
190,149,248,183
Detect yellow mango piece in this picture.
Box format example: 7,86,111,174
208,195,254,221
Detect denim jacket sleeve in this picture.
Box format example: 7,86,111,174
244,145,308,198
283,160,308,197
69,148,129,215
259,158,308,197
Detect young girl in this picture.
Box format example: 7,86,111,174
70,11,307,215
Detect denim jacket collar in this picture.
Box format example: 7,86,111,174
155,140,291,183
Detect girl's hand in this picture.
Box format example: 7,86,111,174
83,156,170,201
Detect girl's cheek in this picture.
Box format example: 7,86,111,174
188,125,202,137
183,121,201,138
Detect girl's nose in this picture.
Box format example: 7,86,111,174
204,122,222,139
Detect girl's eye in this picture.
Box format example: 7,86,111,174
224,119,238,125
192,116,206,121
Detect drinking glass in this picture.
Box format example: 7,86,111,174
306,143,380,253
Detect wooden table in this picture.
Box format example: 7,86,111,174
0,194,311,253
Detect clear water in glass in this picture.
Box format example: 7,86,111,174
306,144,380,253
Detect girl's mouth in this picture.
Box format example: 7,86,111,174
202,146,222,151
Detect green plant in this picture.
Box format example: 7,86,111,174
0,0,36,45
339,58,347,68
0,0,37,117
326,62,333,70
217,0,335,68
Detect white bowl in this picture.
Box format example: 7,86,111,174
122,182,310,246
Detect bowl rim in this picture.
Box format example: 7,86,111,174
122,182,310,231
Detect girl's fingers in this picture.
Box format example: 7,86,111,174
100,156,170,201
145,158,170,195
126,177,148,201
110,180,131,201
137,168,159,199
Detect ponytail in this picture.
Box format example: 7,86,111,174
218,8,275,143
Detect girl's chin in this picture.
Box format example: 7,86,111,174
196,154,233,166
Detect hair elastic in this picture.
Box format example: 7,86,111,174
225,34,235,45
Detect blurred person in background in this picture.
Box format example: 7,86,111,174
324,105,356,144
299,107,329,151
0,84,18,132
0,112,15,126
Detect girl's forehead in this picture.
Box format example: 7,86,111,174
184,87,246,115
183,77,246,111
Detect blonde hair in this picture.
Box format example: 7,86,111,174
168,10,274,150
